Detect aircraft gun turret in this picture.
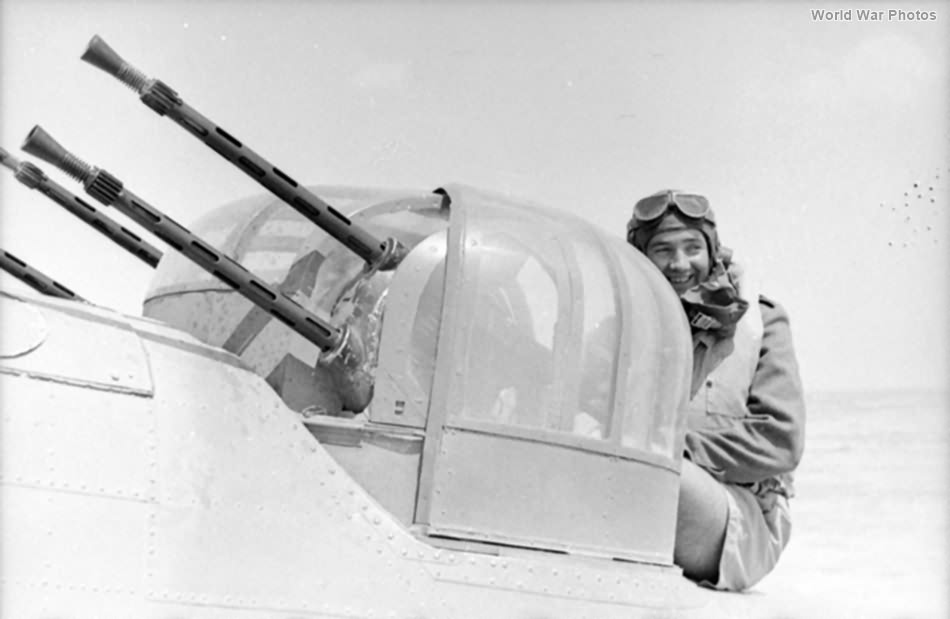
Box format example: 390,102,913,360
0,147,162,268
22,126,374,411
80,34,407,273
0,34,722,619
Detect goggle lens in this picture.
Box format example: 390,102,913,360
633,191,711,223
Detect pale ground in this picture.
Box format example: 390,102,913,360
711,391,949,619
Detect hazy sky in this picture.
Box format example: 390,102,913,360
1,1,947,393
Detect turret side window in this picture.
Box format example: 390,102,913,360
440,193,694,456
448,225,563,433
417,186,691,562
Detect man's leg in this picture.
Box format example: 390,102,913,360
675,459,730,583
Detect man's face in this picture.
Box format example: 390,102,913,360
645,228,711,295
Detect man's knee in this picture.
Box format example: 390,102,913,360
675,460,729,582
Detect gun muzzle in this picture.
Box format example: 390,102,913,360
0,248,84,301
81,35,147,91
1,147,162,268
22,126,373,411
81,35,407,273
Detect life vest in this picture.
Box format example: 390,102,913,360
686,269,762,426
685,267,796,499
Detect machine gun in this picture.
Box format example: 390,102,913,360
22,126,375,412
0,148,162,268
0,248,84,301
80,35,407,273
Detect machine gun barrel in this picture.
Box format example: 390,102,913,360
80,35,406,272
22,125,349,355
0,248,84,301
1,148,162,268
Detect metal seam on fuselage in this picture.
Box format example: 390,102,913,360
0,365,152,396
3,292,248,371
0,479,150,502
134,328,248,370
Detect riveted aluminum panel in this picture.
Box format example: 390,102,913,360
428,428,678,564
0,370,152,498
0,298,154,499
0,485,147,615
142,331,440,616
310,422,423,525
0,293,152,395
415,550,696,610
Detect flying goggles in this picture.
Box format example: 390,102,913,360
631,190,715,226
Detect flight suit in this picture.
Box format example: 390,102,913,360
686,293,806,591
